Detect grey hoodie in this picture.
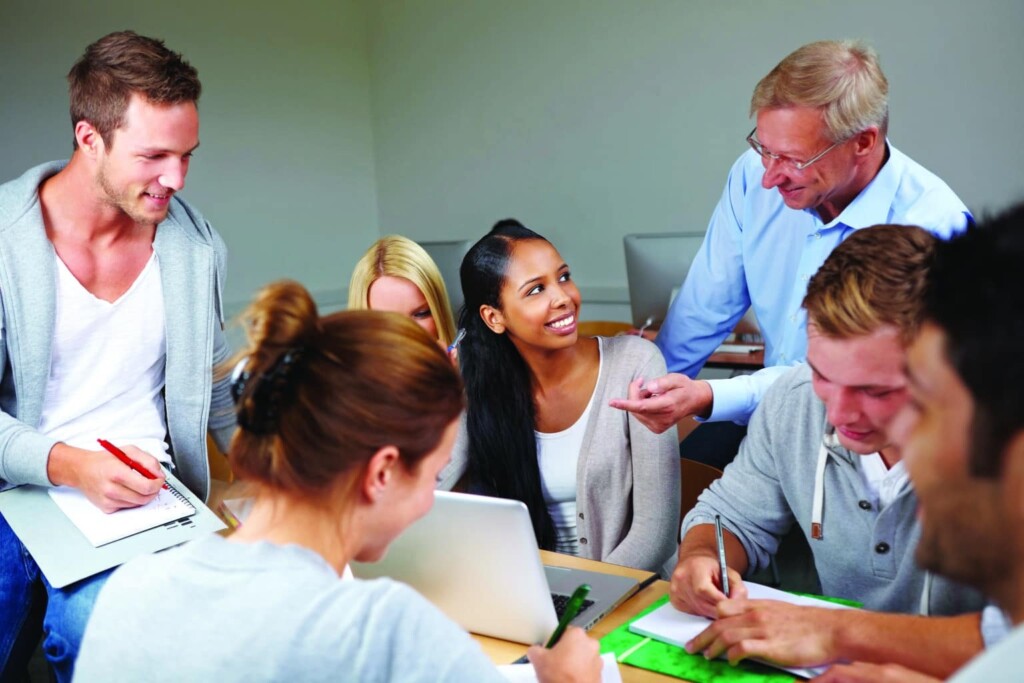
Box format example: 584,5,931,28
683,363,986,617
0,161,236,501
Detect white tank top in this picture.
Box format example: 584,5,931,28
536,338,603,555
38,252,171,462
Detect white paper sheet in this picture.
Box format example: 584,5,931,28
497,652,622,682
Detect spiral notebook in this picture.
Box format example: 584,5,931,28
48,483,196,547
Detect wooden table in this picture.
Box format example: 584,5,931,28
475,552,679,682
704,345,765,370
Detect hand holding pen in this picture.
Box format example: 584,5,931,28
45,441,166,513
446,328,466,363
98,439,168,490
93,440,167,513
526,584,602,682
669,519,748,618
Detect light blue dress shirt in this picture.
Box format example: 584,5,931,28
656,144,970,425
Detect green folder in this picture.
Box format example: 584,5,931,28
599,596,798,682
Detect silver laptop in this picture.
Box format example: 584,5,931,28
351,491,641,644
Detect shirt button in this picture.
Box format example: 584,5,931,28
815,232,822,239
875,542,890,554
580,537,588,545
790,314,797,322
858,500,872,510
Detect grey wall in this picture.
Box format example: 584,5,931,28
367,0,1024,320
0,0,379,314
3,1,1023,323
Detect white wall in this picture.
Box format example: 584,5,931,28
366,0,1024,321
0,0,379,314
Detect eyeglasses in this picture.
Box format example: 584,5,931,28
746,128,843,172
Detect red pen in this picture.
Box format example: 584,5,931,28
97,439,168,490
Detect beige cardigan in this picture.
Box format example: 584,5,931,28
439,335,680,573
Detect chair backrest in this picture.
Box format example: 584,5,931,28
206,435,233,483
680,459,724,524
418,239,474,320
577,320,632,338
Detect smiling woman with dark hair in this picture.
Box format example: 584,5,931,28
443,219,679,573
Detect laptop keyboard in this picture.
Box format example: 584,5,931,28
551,593,595,620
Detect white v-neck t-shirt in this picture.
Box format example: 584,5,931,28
37,252,170,462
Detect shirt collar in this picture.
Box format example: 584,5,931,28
812,141,905,231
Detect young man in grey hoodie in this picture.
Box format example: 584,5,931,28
818,204,1024,682
0,32,234,680
672,225,998,679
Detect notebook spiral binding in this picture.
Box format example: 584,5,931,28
165,483,195,512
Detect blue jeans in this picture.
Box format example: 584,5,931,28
0,515,109,683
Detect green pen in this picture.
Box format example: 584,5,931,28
546,583,591,648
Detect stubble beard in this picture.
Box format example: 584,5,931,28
915,481,1008,594
96,159,165,228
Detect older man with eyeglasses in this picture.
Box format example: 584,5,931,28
611,39,971,469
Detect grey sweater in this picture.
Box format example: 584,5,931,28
74,536,505,682
442,335,681,573
684,364,986,617
0,162,236,501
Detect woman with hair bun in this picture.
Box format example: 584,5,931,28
445,220,680,574
75,280,600,682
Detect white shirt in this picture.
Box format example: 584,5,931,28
949,623,1024,681
536,339,603,554
858,453,910,511
38,252,170,462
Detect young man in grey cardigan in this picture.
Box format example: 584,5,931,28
672,225,997,679
0,32,235,680
820,205,1024,682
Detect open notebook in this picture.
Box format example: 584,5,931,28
48,483,196,547
0,470,224,587
628,581,855,679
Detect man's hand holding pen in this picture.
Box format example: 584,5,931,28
46,441,166,513
670,551,749,618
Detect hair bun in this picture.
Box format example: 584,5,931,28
231,347,306,435
233,280,319,435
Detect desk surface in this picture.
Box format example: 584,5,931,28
704,345,765,370
637,325,765,371
475,551,678,682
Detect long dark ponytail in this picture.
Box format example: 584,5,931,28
458,219,557,550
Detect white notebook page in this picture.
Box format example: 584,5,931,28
48,484,195,547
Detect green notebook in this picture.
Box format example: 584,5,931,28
599,597,798,682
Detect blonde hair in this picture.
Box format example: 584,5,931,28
228,280,463,496
751,39,889,141
347,235,457,347
803,225,935,345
